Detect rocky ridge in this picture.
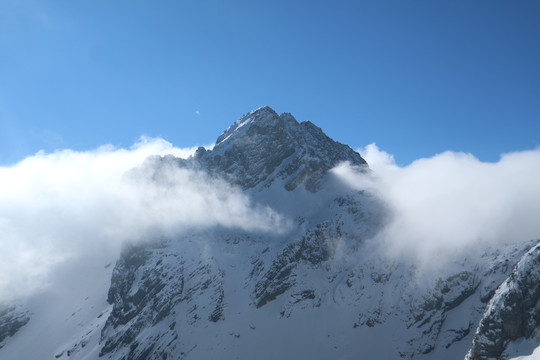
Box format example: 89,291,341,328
151,106,368,193
466,243,540,360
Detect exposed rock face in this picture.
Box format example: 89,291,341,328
0,307,30,349
253,219,343,309
194,106,368,192
403,271,480,358
100,241,226,360
100,243,180,360
466,243,540,360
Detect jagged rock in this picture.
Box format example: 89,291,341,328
99,239,227,360
199,106,367,192
143,106,368,193
253,219,342,308
0,307,30,349
466,241,540,360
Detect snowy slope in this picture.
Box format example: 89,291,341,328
0,250,117,359
512,347,540,360
2,106,540,360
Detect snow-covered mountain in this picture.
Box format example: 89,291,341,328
2,106,540,360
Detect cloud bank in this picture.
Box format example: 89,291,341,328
0,138,287,303
3,138,539,303
334,144,540,267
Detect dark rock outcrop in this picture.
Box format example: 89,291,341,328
466,242,540,360
142,106,368,193
197,106,367,192
0,307,30,349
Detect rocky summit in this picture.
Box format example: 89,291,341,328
1,107,540,360
196,106,367,192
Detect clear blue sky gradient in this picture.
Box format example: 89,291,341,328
1,1,539,165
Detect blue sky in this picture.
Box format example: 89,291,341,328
1,0,539,165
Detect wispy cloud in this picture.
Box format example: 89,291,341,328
0,138,287,304
333,144,540,268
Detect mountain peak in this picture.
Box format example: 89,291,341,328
215,106,291,146
196,107,368,192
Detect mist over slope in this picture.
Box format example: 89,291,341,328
349,143,540,266
0,137,287,304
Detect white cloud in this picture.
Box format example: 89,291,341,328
358,143,399,175
335,144,540,268
0,138,287,304
4,138,539,303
